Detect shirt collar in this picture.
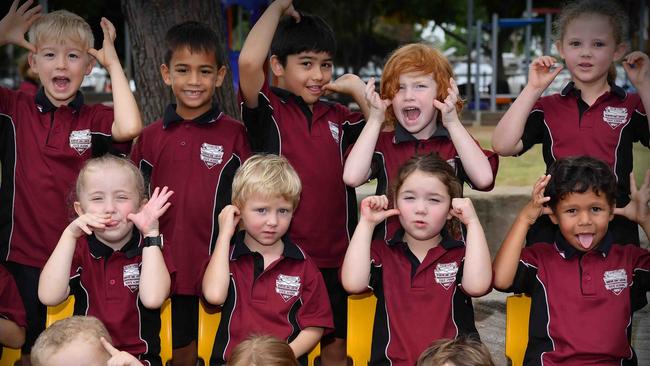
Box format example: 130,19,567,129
230,230,305,261
560,81,626,100
88,228,142,259
554,229,613,259
162,103,223,129
393,122,449,144
35,87,84,113
386,228,464,250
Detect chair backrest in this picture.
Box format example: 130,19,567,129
197,299,221,363
45,295,75,327
347,292,377,365
505,294,531,366
0,346,21,366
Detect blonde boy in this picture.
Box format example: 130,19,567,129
202,154,333,365
0,1,142,357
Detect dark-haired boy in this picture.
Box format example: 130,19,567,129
238,1,368,364
131,20,251,366
493,156,650,365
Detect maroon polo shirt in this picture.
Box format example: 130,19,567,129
521,82,649,245
507,232,650,366
69,229,175,366
367,229,479,366
210,231,333,365
370,123,499,240
0,263,27,329
240,83,365,268
0,87,122,268
131,104,250,296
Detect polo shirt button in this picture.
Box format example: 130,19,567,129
109,279,116,285
585,275,591,281
180,141,186,146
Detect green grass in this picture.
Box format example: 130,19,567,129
468,126,650,187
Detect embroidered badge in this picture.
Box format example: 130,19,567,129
328,121,340,144
434,262,458,290
275,274,301,302
122,263,140,293
200,143,224,169
603,268,628,295
602,106,628,129
69,129,92,154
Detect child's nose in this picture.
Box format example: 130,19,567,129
312,67,323,81
266,214,278,226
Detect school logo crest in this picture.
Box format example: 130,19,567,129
69,129,92,154
122,263,140,292
275,274,301,302
602,107,628,129
200,143,224,169
434,262,458,290
328,121,340,144
603,268,628,295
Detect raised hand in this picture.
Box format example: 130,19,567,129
614,171,650,226
359,195,400,225
622,51,650,92
521,174,552,225
217,205,241,240
101,337,142,366
87,17,119,70
127,187,173,237
363,77,391,122
527,56,563,91
272,0,300,22
0,0,42,51
66,213,111,239
323,73,364,96
432,78,461,127
449,197,480,225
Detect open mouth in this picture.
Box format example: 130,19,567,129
307,85,322,94
52,76,70,90
183,90,203,97
403,107,421,121
577,233,594,249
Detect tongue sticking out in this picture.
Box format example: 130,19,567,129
578,234,594,249
405,108,420,120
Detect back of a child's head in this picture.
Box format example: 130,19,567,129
545,156,616,211
391,153,462,236
232,154,301,209
380,43,462,127
228,334,299,366
164,20,223,66
416,337,495,366
75,154,146,204
31,316,110,366
28,10,94,50
270,13,336,65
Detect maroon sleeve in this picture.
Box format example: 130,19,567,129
0,264,27,328
0,86,19,115
297,259,334,331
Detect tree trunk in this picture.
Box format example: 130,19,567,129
120,0,237,125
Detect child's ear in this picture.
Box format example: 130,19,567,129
556,41,565,60
160,63,172,86
28,52,38,73
613,43,627,61
269,55,285,77
548,211,558,225
84,57,96,76
73,201,84,216
214,65,227,88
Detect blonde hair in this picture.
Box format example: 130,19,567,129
31,316,111,366
380,43,463,128
228,335,299,366
76,154,146,205
28,10,94,49
231,154,301,209
416,337,495,366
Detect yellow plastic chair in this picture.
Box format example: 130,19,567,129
505,294,531,366
307,342,320,366
197,299,221,364
45,295,75,327
347,292,377,365
0,346,21,366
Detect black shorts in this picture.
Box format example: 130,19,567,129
319,267,348,341
171,294,199,348
5,261,46,354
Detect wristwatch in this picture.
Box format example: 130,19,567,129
143,235,164,249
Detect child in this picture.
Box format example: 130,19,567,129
0,1,142,357
229,335,300,366
343,43,498,240
493,156,650,365
202,154,333,365
0,263,26,350
238,1,368,363
38,155,174,365
341,153,492,366
31,316,142,366
491,0,650,246
416,337,495,366
130,20,251,366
